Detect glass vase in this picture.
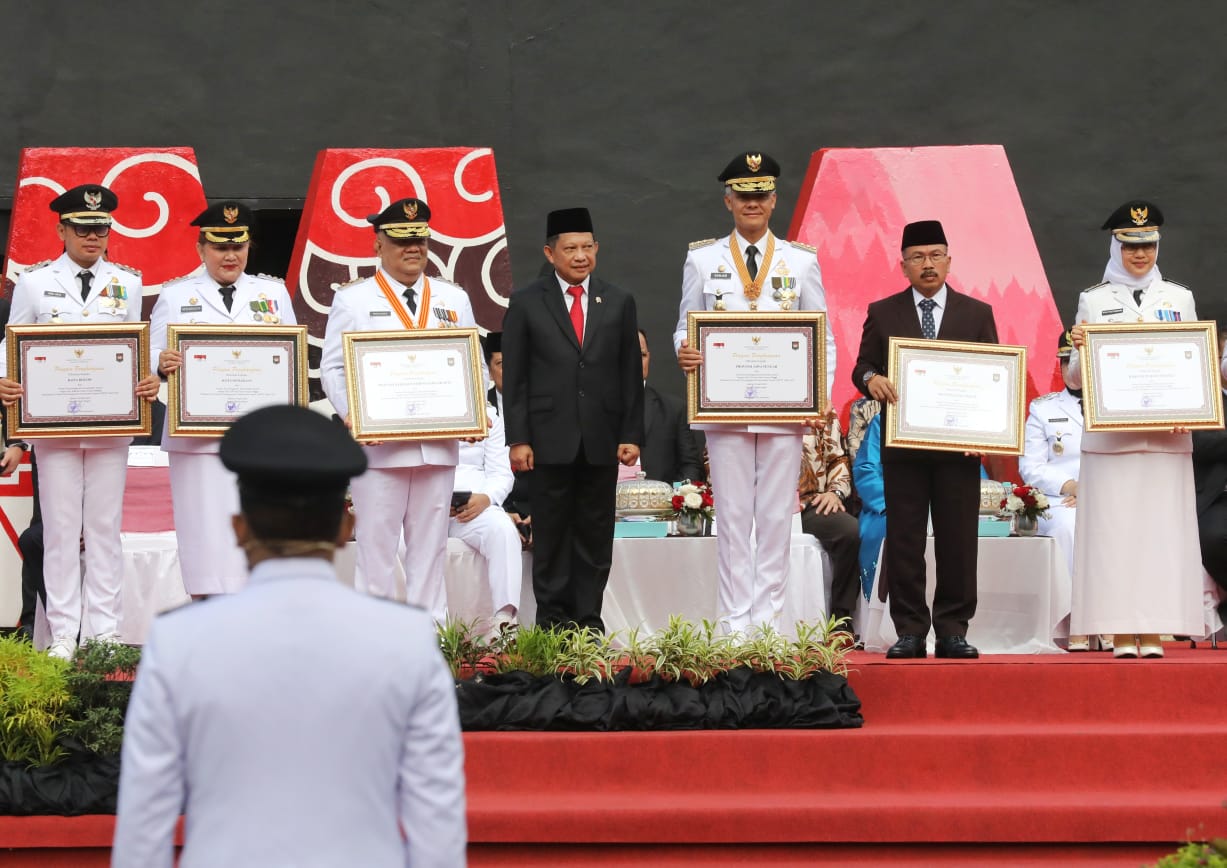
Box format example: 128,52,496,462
676,512,704,536
1014,513,1038,537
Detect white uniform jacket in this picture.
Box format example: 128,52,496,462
320,269,478,469
454,405,514,504
673,231,836,432
150,269,297,454
1067,279,1196,455
112,557,467,868
1019,389,1083,498
2,252,144,449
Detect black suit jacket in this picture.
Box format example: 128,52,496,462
641,384,703,483
502,275,643,464
1192,424,1227,516
851,286,998,462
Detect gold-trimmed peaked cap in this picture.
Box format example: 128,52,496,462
1057,329,1073,359
368,198,431,239
192,201,254,244
50,184,117,225
1101,200,1163,244
718,150,779,193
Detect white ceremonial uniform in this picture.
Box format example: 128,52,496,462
450,406,521,616
1,253,142,644
1066,279,1205,635
112,557,466,868
150,270,297,595
321,269,478,619
1018,388,1082,577
673,231,836,633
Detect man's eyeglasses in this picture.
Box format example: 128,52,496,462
65,224,111,238
903,252,948,266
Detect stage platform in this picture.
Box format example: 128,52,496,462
2,648,1224,866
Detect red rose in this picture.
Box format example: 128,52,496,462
671,495,683,510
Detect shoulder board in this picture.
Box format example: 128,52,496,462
1081,281,1108,293
161,272,196,287
1164,278,1189,290
1033,391,1060,403
112,262,142,277
789,240,817,253
23,260,51,273
689,238,716,250
255,273,286,284
333,275,367,291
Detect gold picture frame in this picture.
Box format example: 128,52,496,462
884,337,1027,455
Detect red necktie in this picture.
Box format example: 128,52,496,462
567,285,585,343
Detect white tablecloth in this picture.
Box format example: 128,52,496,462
105,532,831,644
860,535,1072,655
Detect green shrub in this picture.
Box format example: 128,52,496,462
62,641,141,756
1152,839,1227,867
0,635,71,767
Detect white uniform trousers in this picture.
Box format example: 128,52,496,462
38,444,128,642
350,464,454,621
705,430,803,634
1038,503,1076,582
169,453,247,595
448,506,523,615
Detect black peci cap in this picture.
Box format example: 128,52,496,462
1101,200,1163,244
367,198,431,239
482,331,502,361
901,220,948,250
50,185,118,225
191,201,255,244
220,405,367,498
545,207,594,238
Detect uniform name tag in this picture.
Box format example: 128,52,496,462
43,290,66,298
1100,308,1124,315
370,310,392,317
180,305,203,313
709,272,732,279
1048,417,1069,423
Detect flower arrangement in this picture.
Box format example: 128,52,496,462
998,483,1050,521
671,481,715,521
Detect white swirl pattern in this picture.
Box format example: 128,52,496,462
330,158,427,229
101,153,203,239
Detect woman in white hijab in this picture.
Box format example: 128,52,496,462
1066,201,1208,658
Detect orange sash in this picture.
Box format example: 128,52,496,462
374,271,431,329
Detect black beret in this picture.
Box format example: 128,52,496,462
191,201,255,243
718,151,780,192
546,207,594,238
1101,200,1163,243
220,405,366,496
901,220,948,250
367,198,431,238
50,185,118,225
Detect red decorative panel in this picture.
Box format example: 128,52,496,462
788,145,1065,425
3,147,208,315
0,457,34,625
286,147,513,397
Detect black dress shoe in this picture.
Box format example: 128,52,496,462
886,634,927,659
935,635,979,659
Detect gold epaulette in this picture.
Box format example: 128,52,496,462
255,273,286,284
1033,391,1060,403
689,238,716,250
333,275,366,291
1082,281,1108,293
1164,278,1189,290
161,272,195,287
789,240,817,253
23,260,51,273
113,262,142,277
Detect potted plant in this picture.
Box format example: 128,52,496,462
998,483,1050,536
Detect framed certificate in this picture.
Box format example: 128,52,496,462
1081,321,1224,432
166,324,310,437
686,311,827,424
5,323,152,438
885,338,1027,455
342,328,488,441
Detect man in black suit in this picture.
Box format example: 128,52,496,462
502,208,643,631
851,220,999,659
1192,335,1227,626
638,329,703,483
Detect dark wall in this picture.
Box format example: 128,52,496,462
1,0,1223,397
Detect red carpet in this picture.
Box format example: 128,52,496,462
2,648,1224,865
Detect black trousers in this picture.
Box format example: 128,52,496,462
799,504,861,624
883,457,979,638
18,521,45,631
531,452,618,633
1198,494,1227,615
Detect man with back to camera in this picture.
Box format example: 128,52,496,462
501,207,643,632
851,220,999,659
320,197,479,621
675,151,836,635
111,404,466,867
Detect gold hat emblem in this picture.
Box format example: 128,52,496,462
84,190,102,209
1130,205,1148,226
223,206,239,224
404,201,418,220
746,153,763,172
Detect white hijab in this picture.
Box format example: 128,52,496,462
1102,236,1161,290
